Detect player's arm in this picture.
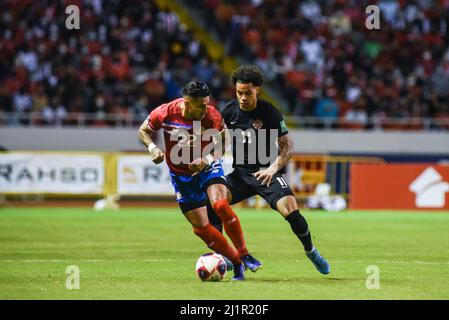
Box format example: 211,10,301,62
189,108,228,173
188,128,229,173
270,134,293,172
254,107,291,186
253,134,293,186
138,118,165,164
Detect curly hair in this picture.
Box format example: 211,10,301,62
231,65,264,87
182,80,210,97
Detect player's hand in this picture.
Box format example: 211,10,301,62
253,167,277,187
150,148,165,164
188,157,208,174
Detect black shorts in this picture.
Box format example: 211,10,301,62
224,166,294,210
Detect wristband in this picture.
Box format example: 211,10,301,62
205,154,214,165
148,143,157,153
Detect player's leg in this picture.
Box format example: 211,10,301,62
206,200,223,233
206,183,250,257
206,169,256,233
275,195,330,274
243,169,331,274
240,168,313,250
180,203,245,280
275,195,313,252
170,171,246,280
205,183,262,272
201,163,262,271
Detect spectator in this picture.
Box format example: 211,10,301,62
329,9,352,36
344,97,368,125
0,0,232,127
13,87,32,114
183,0,449,129
314,93,340,120
42,96,67,126
2,0,449,130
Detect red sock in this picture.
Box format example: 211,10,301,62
193,223,241,264
212,199,249,257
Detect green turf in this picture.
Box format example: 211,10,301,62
0,207,448,299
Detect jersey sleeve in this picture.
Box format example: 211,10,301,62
219,100,235,127
208,106,226,132
269,105,289,137
147,105,166,131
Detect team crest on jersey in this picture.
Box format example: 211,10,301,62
253,119,263,129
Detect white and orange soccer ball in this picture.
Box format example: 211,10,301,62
195,253,227,281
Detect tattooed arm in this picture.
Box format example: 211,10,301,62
253,134,293,186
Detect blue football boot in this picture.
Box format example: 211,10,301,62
241,254,263,272
231,263,245,281
306,248,330,275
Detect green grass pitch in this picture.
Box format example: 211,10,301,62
0,207,448,299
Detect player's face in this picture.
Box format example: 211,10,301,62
183,96,209,120
236,82,259,111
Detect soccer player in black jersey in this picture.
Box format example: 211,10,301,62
207,65,330,275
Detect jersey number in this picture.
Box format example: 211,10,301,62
178,133,198,147
276,177,288,189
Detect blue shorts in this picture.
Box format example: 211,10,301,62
170,160,226,206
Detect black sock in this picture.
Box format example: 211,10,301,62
206,200,223,233
285,210,314,252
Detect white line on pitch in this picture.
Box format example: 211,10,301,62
3,259,448,265
0,258,175,263
295,260,449,265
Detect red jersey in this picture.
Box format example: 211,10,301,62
147,98,225,175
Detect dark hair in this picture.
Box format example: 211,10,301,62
182,80,210,97
231,65,264,87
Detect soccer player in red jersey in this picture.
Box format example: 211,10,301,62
138,80,261,280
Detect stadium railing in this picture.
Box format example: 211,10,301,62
1,112,449,131
284,116,449,131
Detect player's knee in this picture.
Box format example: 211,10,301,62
211,199,231,218
227,189,233,203
206,183,227,202
276,196,298,218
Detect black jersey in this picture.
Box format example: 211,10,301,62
220,99,289,170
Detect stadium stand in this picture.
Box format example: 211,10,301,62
184,0,449,130
0,0,234,127
0,0,448,130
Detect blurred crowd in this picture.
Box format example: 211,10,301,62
187,0,449,128
1,0,449,129
0,0,233,126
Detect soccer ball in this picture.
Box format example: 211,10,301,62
195,253,227,281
